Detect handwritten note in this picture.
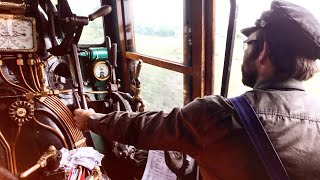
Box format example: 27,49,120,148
142,150,177,180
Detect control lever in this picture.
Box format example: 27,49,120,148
20,146,60,178
130,60,144,112
105,36,111,52
89,5,112,21
49,5,112,56
135,61,142,84
110,43,118,85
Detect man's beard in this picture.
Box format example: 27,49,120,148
241,58,258,88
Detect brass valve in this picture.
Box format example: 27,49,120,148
20,145,58,178
92,166,103,180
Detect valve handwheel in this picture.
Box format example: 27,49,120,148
9,101,34,126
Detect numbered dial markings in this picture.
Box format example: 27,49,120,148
93,61,110,81
0,22,7,46
11,20,33,49
0,16,36,51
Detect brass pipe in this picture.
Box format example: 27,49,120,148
43,100,74,133
33,117,68,149
10,126,21,175
48,97,79,132
38,62,47,92
0,95,24,99
2,57,16,60
74,138,86,147
85,91,110,94
0,130,13,173
45,97,85,145
18,66,35,92
20,145,57,179
32,54,42,91
29,66,41,92
0,66,29,92
59,89,110,94
33,65,42,90
46,97,74,123
45,98,74,130
58,89,73,94
33,54,47,92
43,100,77,138
20,164,40,179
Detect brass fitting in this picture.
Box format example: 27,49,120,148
92,166,103,180
16,58,24,66
20,145,57,178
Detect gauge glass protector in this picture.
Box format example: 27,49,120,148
93,61,110,81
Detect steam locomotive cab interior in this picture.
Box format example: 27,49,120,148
0,0,319,179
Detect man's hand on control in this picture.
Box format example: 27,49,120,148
73,108,95,131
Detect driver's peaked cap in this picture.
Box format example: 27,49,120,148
241,0,320,59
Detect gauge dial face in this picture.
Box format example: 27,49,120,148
93,61,110,81
10,19,34,49
0,21,7,47
0,15,36,52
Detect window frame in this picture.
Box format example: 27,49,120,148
108,0,216,104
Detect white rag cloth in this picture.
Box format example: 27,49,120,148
59,147,104,170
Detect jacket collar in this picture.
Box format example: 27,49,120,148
253,78,305,91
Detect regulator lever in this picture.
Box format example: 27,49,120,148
89,5,112,21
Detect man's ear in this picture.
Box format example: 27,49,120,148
258,42,269,62
256,42,273,79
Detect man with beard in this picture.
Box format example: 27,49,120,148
74,0,320,179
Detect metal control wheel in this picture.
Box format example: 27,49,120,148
8,101,34,126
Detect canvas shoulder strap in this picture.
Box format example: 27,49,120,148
228,95,290,180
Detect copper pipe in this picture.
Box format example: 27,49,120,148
33,65,41,90
74,138,86,147
0,67,29,92
43,95,86,147
2,57,16,60
46,96,85,145
0,130,13,173
32,54,42,91
18,66,35,92
47,96,74,121
38,63,47,92
45,98,75,132
43,100,77,138
29,66,40,92
49,97,78,130
43,100,73,133
33,54,47,92
0,95,24,99
10,126,21,175
0,2,26,9
33,117,68,149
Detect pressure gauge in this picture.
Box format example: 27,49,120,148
93,61,111,81
0,14,37,52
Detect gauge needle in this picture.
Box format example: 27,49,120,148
12,31,26,37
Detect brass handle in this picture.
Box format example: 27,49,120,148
89,5,112,21
20,164,41,178
20,145,57,178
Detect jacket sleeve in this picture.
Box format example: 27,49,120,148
87,96,234,157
